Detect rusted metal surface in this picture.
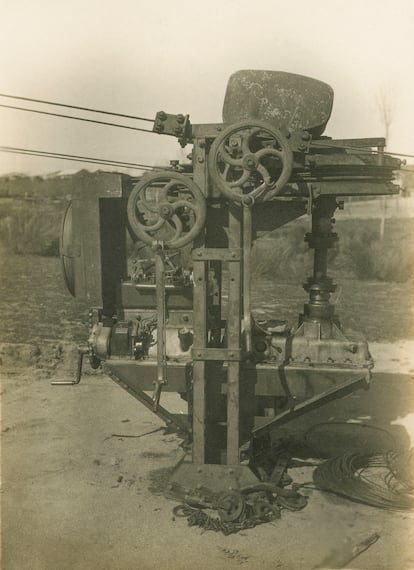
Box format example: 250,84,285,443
222,70,334,137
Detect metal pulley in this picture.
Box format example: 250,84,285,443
127,171,207,249
208,120,293,205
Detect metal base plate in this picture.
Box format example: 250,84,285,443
165,456,260,502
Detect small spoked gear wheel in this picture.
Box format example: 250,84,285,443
217,491,245,522
127,171,206,249
209,120,293,205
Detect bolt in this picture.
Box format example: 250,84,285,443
158,111,167,121
174,126,183,135
197,352,202,357
231,252,236,258
197,156,204,163
197,251,202,256
197,467,203,473
228,469,234,475
176,114,185,124
229,352,234,358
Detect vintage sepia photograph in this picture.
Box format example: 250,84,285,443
1,1,414,568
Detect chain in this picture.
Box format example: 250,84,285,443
171,483,308,535
173,504,277,535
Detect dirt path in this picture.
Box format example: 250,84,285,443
2,344,414,570
2,252,414,568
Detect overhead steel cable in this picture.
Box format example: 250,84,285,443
0,103,155,133
0,92,154,122
0,94,413,161
311,141,414,161
0,145,168,171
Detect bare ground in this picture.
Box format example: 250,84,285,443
2,253,414,569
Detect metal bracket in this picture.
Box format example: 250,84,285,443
192,348,242,361
192,248,241,262
153,111,192,147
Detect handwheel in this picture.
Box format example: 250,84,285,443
209,120,293,205
127,171,206,249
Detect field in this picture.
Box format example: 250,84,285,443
1,191,414,569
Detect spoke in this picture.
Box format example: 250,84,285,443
219,147,242,167
171,199,197,212
223,163,230,181
255,147,283,160
157,180,176,200
138,189,159,214
167,215,183,240
228,169,251,188
137,215,165,232
242,133,252,154
256,163,272,186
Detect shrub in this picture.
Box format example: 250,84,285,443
252,217,414,284
0,200,61,256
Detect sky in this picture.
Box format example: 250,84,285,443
0,0,413,175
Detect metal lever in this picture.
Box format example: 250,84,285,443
51,346,88,385
152,250,167,410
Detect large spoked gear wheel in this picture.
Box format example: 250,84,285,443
127,171,206,249
209,120,293,205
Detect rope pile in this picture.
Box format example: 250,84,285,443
313,449,414,510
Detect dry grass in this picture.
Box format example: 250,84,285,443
0,199,63,256
1,197,413,283
253,217,414,283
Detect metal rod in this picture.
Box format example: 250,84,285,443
104,367,189,435
252,372,369,439
153,251,167,410
243,205,252,354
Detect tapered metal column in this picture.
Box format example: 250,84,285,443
303,196,338,333
227,204,242,464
